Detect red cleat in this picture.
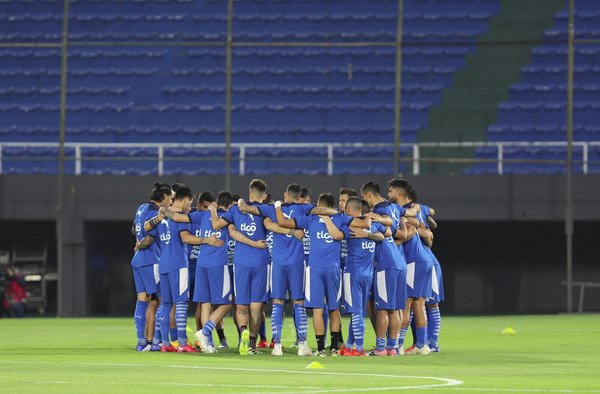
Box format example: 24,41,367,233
160,344,177,353
405,345,416,354
269,339,275,349
386,348,397,356
257,339,269,349
338,346,356,356
177,344,199,353
355,350,366,357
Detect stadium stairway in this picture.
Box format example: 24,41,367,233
417,0,564,174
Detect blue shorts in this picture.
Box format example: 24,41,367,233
305,266,341,310
132,264,160,296
374,269,406,311
270,262,305,301
234,264,270,305
188,261,197,297
159,268,189,304
228,264,235,300
193,265,232,305
427,257,445,304
406,259,433,299
341,271,372,315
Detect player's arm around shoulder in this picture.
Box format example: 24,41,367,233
228,224,267,249
394,217,416,243
264,217,304,239
209,202,230,230
366,212,393,227
320,215,345,241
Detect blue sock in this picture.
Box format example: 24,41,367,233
410,309,417,345
386,336,398,351
376,337,386,351
347,322,355,348
350,313,364,351
134,300,148,345
175,302,188,345
293,304,307,342
152,303,163,345
427,307,441,347
208,333,215,347
202,320,216,337
259,318,267,341
416,327,427,348
160,302,171,346
170,327,178,343
271,303,284,344
398,327,408,348
322,305,329,342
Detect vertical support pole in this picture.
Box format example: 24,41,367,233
75,145,81,175
327,144,333,176
224,0,234,191
239,145,245,176
412,144,420,175
393,0,404,176
565,0,575,313
157,145,164,176
497,144,504,175
582,143,588,175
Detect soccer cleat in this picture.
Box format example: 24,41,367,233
429,344,440,353
369,349,387,356
271,343,283,356
314,350,327,357
136,342,151,352
269,339,275,349
239,329,250,356
194,330,209,352
177,344,199,353
257,339,269,349
297,342,313,357
291,339,299,348
338,346,355,357
150,343,162,352
355,350,366,357
386,348,397,356
330,349,339,357
248,348,258,355
160,344,177,353
219,339,229,349
415,345,431,355
206,345,217,354
397,347,405,356
405,345,416,354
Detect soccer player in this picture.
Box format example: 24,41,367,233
130,182,172,351
338,197,386,356
238,183,317,356
206,179,272,355
410,189,443,352
189,191,216,332
285,193,357,356
155,186,224,353
388,179,434,355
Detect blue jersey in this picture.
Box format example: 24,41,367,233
259,203,307,266
402,202,431,263
188,214,200,265
157,218,191,274
373,200,405,235
188,209,230,268
342,221,383,276
374,222,406,270
420,204,431,226
221,202,270,267
131,202,160,268
294,213,353,269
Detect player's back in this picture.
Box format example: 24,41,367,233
298,214,350,269
157,218,190,274
261,203,307,265
131,202,160,268
196,209,230,267
344,222,381,276
222,203,270,267
401,202,431,264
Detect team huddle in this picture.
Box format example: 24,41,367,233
130,178,444,357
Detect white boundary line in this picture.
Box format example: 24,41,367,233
0,360,463,392
426,389,600,393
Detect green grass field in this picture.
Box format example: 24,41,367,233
1,315,599,393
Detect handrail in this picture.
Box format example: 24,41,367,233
0,140,597,176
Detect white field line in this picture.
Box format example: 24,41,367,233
424,388,600,393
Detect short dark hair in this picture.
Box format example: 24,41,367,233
339,188,357,197
249,179,267,194
171,182,185,193
175,186,193,201
198,191,215,204
149,182,172,202
345,196,362,212
408,189,418,203
263,193,273,204
388,178,411,195
300,187,310,199
318,193,335,208
217,191,233,208
360,180,381,196
286,183,303,200
232,194,241,202
361,199,371,215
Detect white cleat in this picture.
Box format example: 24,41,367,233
206,345,218,354
193,330,209,352
271,343,283,356
297,341,313,357
398,347,405,356
415,345,431,355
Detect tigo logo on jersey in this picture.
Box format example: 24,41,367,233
362,240,376,253
203,229,222,239
160,232,171,245
316,231,333,244
135,224,141,234
240,222,256,236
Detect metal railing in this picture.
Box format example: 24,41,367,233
0,140,597,176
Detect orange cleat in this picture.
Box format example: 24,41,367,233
160,344,177,353
257,339,269,349
177,344,199,353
